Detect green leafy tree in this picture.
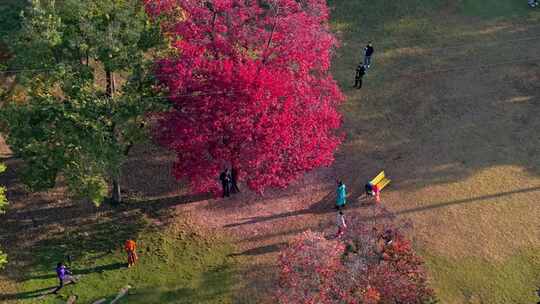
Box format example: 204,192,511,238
0,0,165,205
0,162,8,269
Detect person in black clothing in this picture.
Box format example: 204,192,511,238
354,64,366,89
364,182,373,197
230,167,240,193
363,42,374,68
219,169,231,197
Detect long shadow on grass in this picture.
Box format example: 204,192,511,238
0,150,211,288
396,186,540,215
27,262,125,280
0,286,56,301
228,242,286,257
223,185,371,228
349,186,540,222
124,193,212,214
223,190,336,228
18,213,147,284
121,264,236,303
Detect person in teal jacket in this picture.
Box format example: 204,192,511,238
336,180,347,210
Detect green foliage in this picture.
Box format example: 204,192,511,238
0,0,26,47
1,91,119,205
0,162,7,270
1,0,166,204
0,163,7,213
0,250,6,270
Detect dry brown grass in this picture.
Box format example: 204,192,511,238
336,24,540,261
333,11,540,302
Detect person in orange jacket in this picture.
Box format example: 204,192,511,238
124,239,138,268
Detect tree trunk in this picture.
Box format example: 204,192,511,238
107,69,120,204
112,178,122,204
106,69,116,98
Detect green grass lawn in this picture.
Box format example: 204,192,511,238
8,217,236,304
459,0,532,18
424,248,540,303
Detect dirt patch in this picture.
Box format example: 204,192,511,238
0,135,12,157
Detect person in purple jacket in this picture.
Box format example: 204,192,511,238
52,262,77,294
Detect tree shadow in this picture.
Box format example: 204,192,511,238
396,186,540,215
123,193,212,213
239,226,320,243
222,188,371,229
0,143,216,291
228,242,286,257
26,262,125,280
0,286,57,301
202,167,336,213
222,190,335,228
121,142,185,199
349,186,540,223
118,264,236,303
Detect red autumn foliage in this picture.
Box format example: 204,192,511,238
277,231,347,304
277,207,436,304
363,286,381,304
145,0,344,194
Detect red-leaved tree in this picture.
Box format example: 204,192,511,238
277,207,437,304
145,0,344,194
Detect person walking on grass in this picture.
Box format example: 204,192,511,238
354,64,366,89
219,169,231,198
336,180,347,210
124,239,138,268
336,210,347,238
363,42,374,69
52,262,77,294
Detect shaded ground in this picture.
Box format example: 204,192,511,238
0,145,236,304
